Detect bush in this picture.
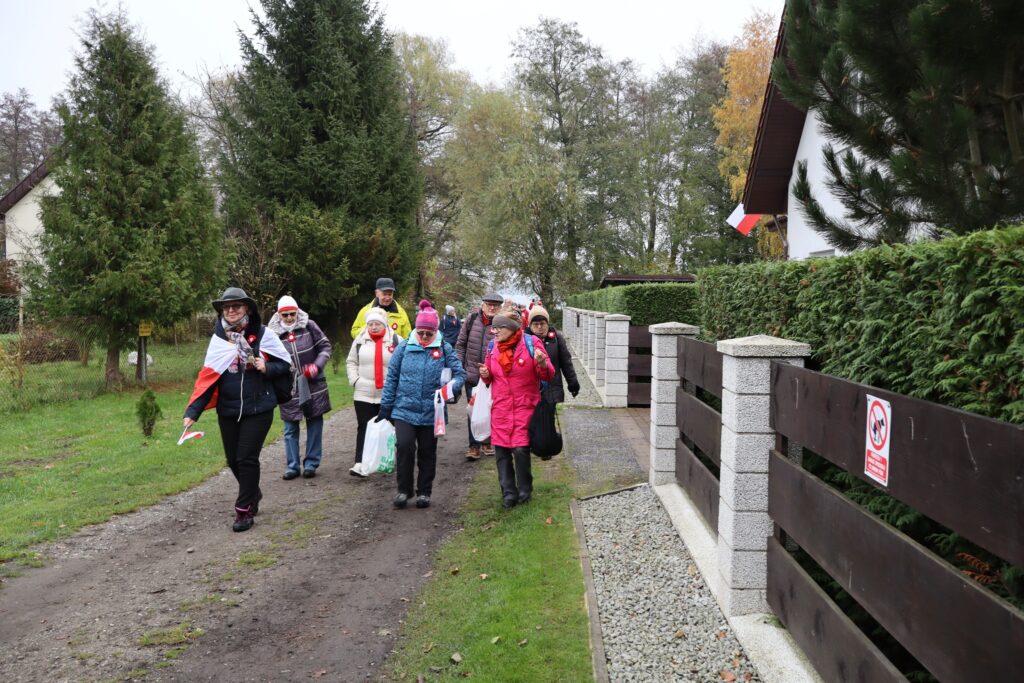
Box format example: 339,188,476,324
136,389,162,437
697,225,1024,424
18,328,82,364
565,283,699,327
0,296,18,333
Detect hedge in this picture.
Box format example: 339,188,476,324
697,225,1024,425
564,283,698,327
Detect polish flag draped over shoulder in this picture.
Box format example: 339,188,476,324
188,329,291,411
727,203,762,236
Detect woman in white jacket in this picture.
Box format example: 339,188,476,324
346,307,402,476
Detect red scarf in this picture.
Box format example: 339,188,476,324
497,329,522,374
369,328,386,389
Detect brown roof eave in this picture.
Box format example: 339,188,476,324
0,158,51,217
741,13,808,216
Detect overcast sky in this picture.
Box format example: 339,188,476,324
2,0,779,107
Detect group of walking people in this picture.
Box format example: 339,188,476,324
184,277,579,531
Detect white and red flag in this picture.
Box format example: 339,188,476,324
726,203,762,236
187,329,291,412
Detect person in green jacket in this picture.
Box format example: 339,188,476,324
350,277,412,339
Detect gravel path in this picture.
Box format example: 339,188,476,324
579,485,762,683
563,355,604,408
561,406,645,495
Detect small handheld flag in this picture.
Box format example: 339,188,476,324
727,203,762,236
177,427,205,446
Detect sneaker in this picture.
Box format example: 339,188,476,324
393,493,408,509
302,469,316,479
415,495,431,509
481,443,495,456
349,464,368,478
466,447,481,461
232,507,255,532
283,470,300,480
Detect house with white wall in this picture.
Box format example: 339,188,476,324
742,14,845,261
0,160,56,274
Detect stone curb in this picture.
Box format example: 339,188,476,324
569,498,611,683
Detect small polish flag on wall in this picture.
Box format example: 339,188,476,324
727,203,762,236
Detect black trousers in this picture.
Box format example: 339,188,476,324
353,400,380,463
394,419,438,497
494,446,532,501
218,411,273,511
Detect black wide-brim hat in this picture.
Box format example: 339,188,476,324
212,286,258,314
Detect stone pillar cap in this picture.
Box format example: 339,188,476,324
649,322,699,335
604,314,630,321
716,334,811,357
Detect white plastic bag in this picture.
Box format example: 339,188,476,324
470,382,492,442
434,390,446,437
361,417,396,474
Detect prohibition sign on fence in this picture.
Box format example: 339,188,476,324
868,399,888,450
864,394,892,487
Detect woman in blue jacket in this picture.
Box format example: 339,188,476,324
378,301,465,509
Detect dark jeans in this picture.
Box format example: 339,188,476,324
218,411,274,511
395,419,438,497
353,400,381,463
494,445,532,501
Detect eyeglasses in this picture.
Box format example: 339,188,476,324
416,330,436,338
222,303,246,312
280,312,297,319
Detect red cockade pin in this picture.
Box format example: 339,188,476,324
247,335,257,344
391,322,398,330
287,332,296,343
548,331,556,339
431,349,442,359
388,345,396,353
517,357,525,365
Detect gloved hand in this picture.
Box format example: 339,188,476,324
375,407,392,423
303,363,319,379
569,383,580,398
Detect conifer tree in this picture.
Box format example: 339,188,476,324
30,11,222,387
222,0,421,328
775,0,1024,249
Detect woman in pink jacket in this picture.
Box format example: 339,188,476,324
479,306,554,509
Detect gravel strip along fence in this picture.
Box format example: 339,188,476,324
563,356,604,408
561,406,645,494
579,485,762,683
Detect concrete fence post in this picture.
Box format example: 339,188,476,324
594,313,607,387
715,335,811,617
587,312,598,377
603,314,630,407
581,310,590,366
648,322,700,486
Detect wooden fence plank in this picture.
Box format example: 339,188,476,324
675,387,721,465
675,438,719,533
677,337,722,398
627,383,650,406
628,325,652,349
770,362,1024,568
769,451,1024,683
628,354,652,377
767,538,906,683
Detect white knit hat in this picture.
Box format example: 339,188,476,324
277,295,299,312
365,307,388,325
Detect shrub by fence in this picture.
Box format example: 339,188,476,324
697,225,1024,425
565,282,698,327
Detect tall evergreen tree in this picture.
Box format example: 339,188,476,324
775,0,1024,249
222,0,421,331
29,11,222,387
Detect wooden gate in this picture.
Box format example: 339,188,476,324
674,336,723,532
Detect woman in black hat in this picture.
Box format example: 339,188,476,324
183,287,292,532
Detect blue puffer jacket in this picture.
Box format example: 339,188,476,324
379,336,465,426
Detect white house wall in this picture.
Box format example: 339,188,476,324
787,112,847,260
4,174,57,265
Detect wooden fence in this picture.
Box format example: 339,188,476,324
674,336,722,532
626,325,652,406
767,362,1024,683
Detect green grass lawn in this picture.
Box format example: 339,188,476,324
384,457,592,682
0,364,353,565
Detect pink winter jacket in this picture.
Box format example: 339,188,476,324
482,335,555,448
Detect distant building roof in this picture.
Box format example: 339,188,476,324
0,159,51,217
741,12,807,215
599,273,696,288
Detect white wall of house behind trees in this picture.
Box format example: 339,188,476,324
3,175,56,267
787,112,845,260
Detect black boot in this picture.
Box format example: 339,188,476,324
514,447,533,504
495,449,518,509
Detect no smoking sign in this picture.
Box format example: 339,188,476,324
864,394,892,486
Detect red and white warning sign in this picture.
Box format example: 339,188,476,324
864,394,892,486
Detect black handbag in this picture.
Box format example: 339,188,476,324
528,399,562,459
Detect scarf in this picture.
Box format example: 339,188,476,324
369,328,386,389
497,329,523,374
222,315,252,373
